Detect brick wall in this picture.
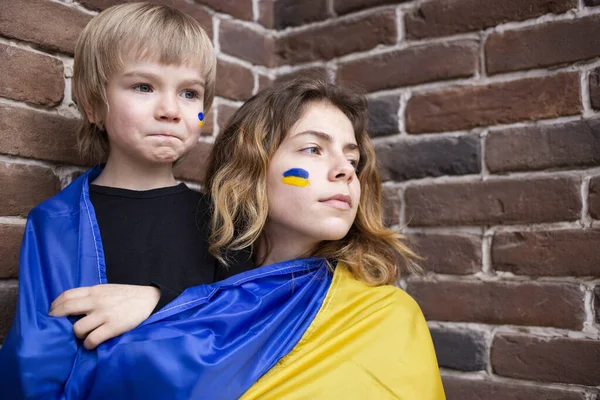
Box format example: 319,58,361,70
1,0,599,398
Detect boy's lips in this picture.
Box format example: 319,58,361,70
148,133,181,140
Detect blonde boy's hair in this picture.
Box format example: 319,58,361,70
205,78,422,286
73,2,216,163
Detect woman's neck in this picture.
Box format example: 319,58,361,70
256,224,317,267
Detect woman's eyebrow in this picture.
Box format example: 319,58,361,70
293,130,359,151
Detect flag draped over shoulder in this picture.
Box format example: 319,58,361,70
0,168,445,400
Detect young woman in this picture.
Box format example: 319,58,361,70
205,78,445,399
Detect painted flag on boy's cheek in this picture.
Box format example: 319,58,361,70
0,168,445,400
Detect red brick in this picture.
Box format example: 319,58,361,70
381,186,401,226
486,119,600,173
79,0,214,39
0,281,18,343
220,20,276,67
0,104,81,165
0,0,92,55
594,286,600,324
0,225,24,279
430,328,486,371
0,44,64,107
258,73,274,91
405,176,581,227
0,163,61,217
590,175,600,219
591,68,600,111
442,376,588,400
197,0,253,21
337,40,478,92
406,73,581,133
173,141,213,183
274,67,330,85
492,229,600,277
367,95,399,137
408,233,481,275
408,280,585,329
216,59,254,101
276,10,396,65
216,103,240,133
492,334,600,386
376,135,480,181
486,15,600,75
405,0,577,39
334,0,409,15
265,0,330,29
584,0,600,5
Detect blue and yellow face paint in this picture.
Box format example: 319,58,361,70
198,112,205,127
282,168,309,187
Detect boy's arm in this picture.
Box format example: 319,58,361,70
49,283,160,349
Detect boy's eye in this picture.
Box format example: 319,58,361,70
182,90,198,100
133,84,152,93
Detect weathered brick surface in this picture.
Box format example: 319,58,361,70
258,73,274,92
381,186,401,226
405,176,581,226
584,0,600,5
430,328,486,371
79,0,214,38
406,73,581,133
492,334,600,386
173,141,213,183
442,376,588,400
0,44,64,107
367,95,399,137
220,20,276,67
216,59,254,101
197,0,253,21
0,282,18,343
0,164,61,217
591,68,600,111
590,176,600,219
334,0,408,15
0,0,91,55
266,0,330,29
486,119,600,173
0,225,24,279
486,15,600,74
274,67,330,85
0,105,81,165
405,0,577,39
492,229,600,277
337,40,478,93
216,103,239,133
408,233,482,275
594,286,600,324
408,280,585,329
276,10,396,65
376,135,480,181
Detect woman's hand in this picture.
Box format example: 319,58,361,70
49,284,160,349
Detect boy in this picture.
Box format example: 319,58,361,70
0,3,251,398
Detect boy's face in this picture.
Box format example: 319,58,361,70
94,58,205,166
265,101,361,252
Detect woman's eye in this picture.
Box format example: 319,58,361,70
348,159,359,169
133,84,152,93
182,90,198,100
302,146,321,155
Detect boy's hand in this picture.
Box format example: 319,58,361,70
49,284,160,350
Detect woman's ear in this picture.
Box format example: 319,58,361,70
84,105,96,123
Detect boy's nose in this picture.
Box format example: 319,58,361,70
156,94,181,122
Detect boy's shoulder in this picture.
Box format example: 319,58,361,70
29,168,98,221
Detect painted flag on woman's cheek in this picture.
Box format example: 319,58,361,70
0,168,445,400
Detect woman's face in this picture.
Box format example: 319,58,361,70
264,101,361,253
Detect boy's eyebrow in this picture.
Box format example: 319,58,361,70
121,71,205,87
293,130,359,152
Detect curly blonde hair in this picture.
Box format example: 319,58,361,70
205,79,421,286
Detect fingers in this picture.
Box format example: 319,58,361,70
73,313,106,340
49,297,94,317
83,323,119,350
50,287,91,314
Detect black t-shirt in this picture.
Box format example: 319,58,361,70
89,183,253,312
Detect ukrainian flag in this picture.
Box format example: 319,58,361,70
282,168,310,187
